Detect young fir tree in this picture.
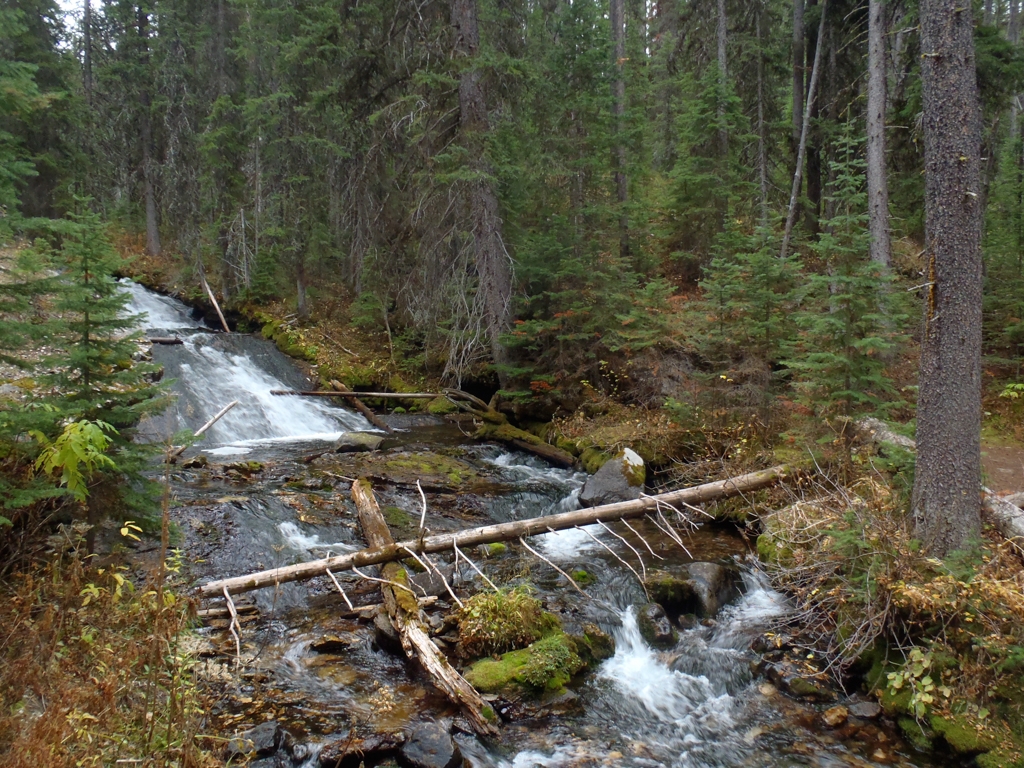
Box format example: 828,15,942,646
1,208,168,530
784,131,907,419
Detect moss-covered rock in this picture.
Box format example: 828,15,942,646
898,717,936,752
579,446,612,475
930,715,997,755
464,632,584,694
457,589,554,659
484,542,507,557
571,569,597,586
261,319,318,362
426,396,458,415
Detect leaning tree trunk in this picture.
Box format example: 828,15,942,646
452,0,513,380
610,0,629,259
866,0,892,268
792,0,804,157
912,0,984,556
780,0,827,260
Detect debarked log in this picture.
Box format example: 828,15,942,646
352,480,499,735
199,464,792,599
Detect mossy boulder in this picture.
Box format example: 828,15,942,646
427,396,458,415
637,603,677,648
464,632,584,695
930,715,997,755
898,717,936,752
579,446,612,475
579,448,645,507
645,563,740,619
457,589,553,658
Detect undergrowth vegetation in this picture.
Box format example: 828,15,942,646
0,532,213,768
759,465,1024,762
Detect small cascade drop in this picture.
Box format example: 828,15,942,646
120,280,372,447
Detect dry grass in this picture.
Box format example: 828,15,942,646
0,534,215,768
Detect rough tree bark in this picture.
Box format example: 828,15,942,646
866,0,891,268
452,0,513,379
610,0,629,258
716,0,729,161
912,0,984,555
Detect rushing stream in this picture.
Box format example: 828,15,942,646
122,282,932,768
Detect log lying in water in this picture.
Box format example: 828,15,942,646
353,480,499,736
271,389,442,399
330,379,393,433
199,464,791,598
146,336,184,345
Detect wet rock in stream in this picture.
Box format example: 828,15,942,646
225,721,295,763
319,731,406,767
637,603,678,648
644,561,742,620
398,721,462,768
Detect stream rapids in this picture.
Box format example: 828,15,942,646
122,282,933,768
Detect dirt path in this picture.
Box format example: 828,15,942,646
982,439,1024,493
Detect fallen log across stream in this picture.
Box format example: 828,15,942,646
352,480,500,736
199,464,792,598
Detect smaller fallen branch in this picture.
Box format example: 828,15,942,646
200,274,231,333
330,379,393,433
169,400,239,459
146,337,183,345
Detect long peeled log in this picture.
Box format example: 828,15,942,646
199,464,791,598
352,480,499,736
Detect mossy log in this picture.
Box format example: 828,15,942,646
352,479,499,736
473,418,576,468
200,464,792,597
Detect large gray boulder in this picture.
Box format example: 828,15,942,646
579,448,645,507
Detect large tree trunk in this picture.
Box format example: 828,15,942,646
912,0,983,555
137,9,160,257
352,480,498,736
199,464,792,597
866,0,891,267
716,0,728,160
610,0,629,259
451,0,513,379
757,7,769,225
83,0,92,102
792,0,804,155
780,0,827,260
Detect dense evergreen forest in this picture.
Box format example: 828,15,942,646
7,0,1024,765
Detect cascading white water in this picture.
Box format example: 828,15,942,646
119,278,206,330
119,280,372,447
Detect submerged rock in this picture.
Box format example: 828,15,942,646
579,448,645,507
398,721,462,768
637,603,678,648
464,632,585,695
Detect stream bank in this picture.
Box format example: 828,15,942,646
115,281,946,768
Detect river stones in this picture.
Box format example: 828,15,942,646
372,611,405,656
319,731,406,767
398,721,462,768
578,448,645,507
225,721,293,762
638,603,678,648
822,705,849,727
848,701,882,719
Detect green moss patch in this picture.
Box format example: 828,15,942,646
464,632,584,694
457,588,552,658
